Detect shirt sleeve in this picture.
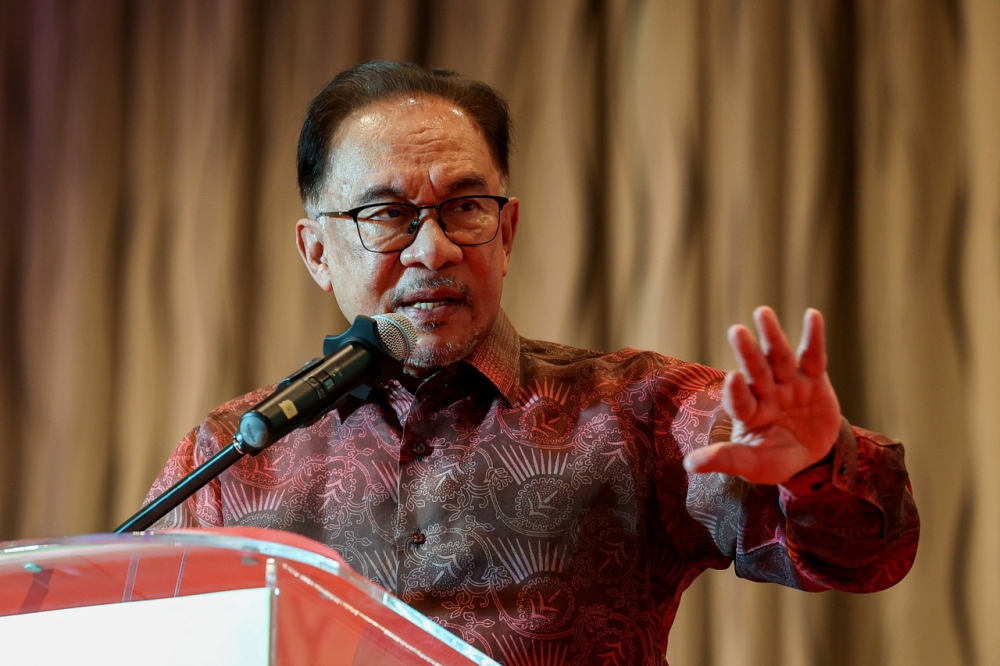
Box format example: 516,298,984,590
660,365,919,593
752,420,920,592
141,421,227,530
141,386,278,529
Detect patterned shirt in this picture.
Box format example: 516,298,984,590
148,311,919,665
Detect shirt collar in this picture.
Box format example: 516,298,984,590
351,309,522,413
463,309,521,405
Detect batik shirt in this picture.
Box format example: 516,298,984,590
148,311,919,665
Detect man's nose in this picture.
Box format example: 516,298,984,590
399,213,463,270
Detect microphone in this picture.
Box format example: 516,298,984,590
236,313,416,454
114,314,416,533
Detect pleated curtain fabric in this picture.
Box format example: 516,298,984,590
1,1,998,664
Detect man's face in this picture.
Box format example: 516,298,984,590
296,95,518,375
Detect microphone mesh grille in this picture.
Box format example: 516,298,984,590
372,313,416,361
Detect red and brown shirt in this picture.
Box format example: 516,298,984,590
148,311,919,665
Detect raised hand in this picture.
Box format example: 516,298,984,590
683,306,843,485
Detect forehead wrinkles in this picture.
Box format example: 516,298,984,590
324,97,496,200
370,123,473,172
342,106,481,164
401,122,468,156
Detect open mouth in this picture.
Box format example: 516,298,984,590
395,295,466,321
392,278,469,314
408,300,455,310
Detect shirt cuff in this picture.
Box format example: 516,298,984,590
779,417,859,497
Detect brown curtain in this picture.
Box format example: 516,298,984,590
1,1,997,664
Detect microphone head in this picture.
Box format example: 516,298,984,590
372,313,416,361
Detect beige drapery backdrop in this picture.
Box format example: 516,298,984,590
1,1,997,664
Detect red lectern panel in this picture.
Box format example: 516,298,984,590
0,528,497,665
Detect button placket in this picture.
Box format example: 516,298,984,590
398,395,440,555
396,369,467,564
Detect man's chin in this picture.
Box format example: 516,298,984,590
404,335,480,376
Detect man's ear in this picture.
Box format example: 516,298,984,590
296,218,334,292
500,197,519,276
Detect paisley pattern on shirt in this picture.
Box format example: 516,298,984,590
148,311,919,665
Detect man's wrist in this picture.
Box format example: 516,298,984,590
781,418,859,495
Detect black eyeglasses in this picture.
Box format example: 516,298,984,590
318,195,509,253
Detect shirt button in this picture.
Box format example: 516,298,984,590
412,441,428,456
410,530,426,545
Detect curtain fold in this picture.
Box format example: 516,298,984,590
1,1,995,663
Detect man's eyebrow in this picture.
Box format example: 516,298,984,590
358,186,407,206
354,175,490,207
447,175,489,193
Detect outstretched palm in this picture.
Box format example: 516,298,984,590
683,306,842,485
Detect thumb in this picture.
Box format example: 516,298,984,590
683,442,761,477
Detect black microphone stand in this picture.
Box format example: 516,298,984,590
114,316,405,533
114,436,249,533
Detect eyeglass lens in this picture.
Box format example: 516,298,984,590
356,196,501,252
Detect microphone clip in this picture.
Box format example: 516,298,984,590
322,315,406,400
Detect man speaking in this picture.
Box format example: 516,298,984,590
148,61,918,664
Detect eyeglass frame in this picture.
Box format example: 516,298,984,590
316,194,510,253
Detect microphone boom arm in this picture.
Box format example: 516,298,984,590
114,315,410,533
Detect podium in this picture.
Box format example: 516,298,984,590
0,527,499,665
